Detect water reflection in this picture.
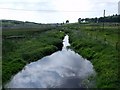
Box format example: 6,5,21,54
7,35,96,88
62,35,70,49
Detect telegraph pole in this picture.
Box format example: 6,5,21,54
103,10,105,30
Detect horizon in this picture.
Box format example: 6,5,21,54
0,0,119,23
1,14,119,24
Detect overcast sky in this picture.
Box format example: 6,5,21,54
0,0,119,23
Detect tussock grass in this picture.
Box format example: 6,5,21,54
62,23,119,88
2,27,65,85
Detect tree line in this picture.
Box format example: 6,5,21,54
78,14,120,23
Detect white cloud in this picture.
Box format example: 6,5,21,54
0,0,119,23
7,49,95,88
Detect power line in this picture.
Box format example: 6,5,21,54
0,8,102,12
0,1,118,4
0,2,48,4
0,8,57,12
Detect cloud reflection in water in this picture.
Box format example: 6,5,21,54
7,35,96,88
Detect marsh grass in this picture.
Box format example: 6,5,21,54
2,27,65,85
62,23,119,88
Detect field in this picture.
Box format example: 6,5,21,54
2,26,65,85
62,23,119,88
2,21,120,88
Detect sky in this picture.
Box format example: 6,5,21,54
0,0,119,23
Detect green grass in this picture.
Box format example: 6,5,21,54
2,22,120,88
0,60,2,88
2,27,65,86
62,23,119,88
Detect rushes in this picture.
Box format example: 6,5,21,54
2,28,65,85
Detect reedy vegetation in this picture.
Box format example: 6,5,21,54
2,27,65,85
62,23,119,88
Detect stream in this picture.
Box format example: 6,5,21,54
6,35,96,88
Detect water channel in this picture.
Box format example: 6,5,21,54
6,35,96,88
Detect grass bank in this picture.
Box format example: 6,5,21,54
62,23,119,88
2,27,65,85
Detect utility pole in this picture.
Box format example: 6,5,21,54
103,10,105,30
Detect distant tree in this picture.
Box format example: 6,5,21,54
66,20,69,23
95,17,98,23
115,14,117,16
78,18,81,23
84,18,90,22
80,14,120,23
81,19,84,22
